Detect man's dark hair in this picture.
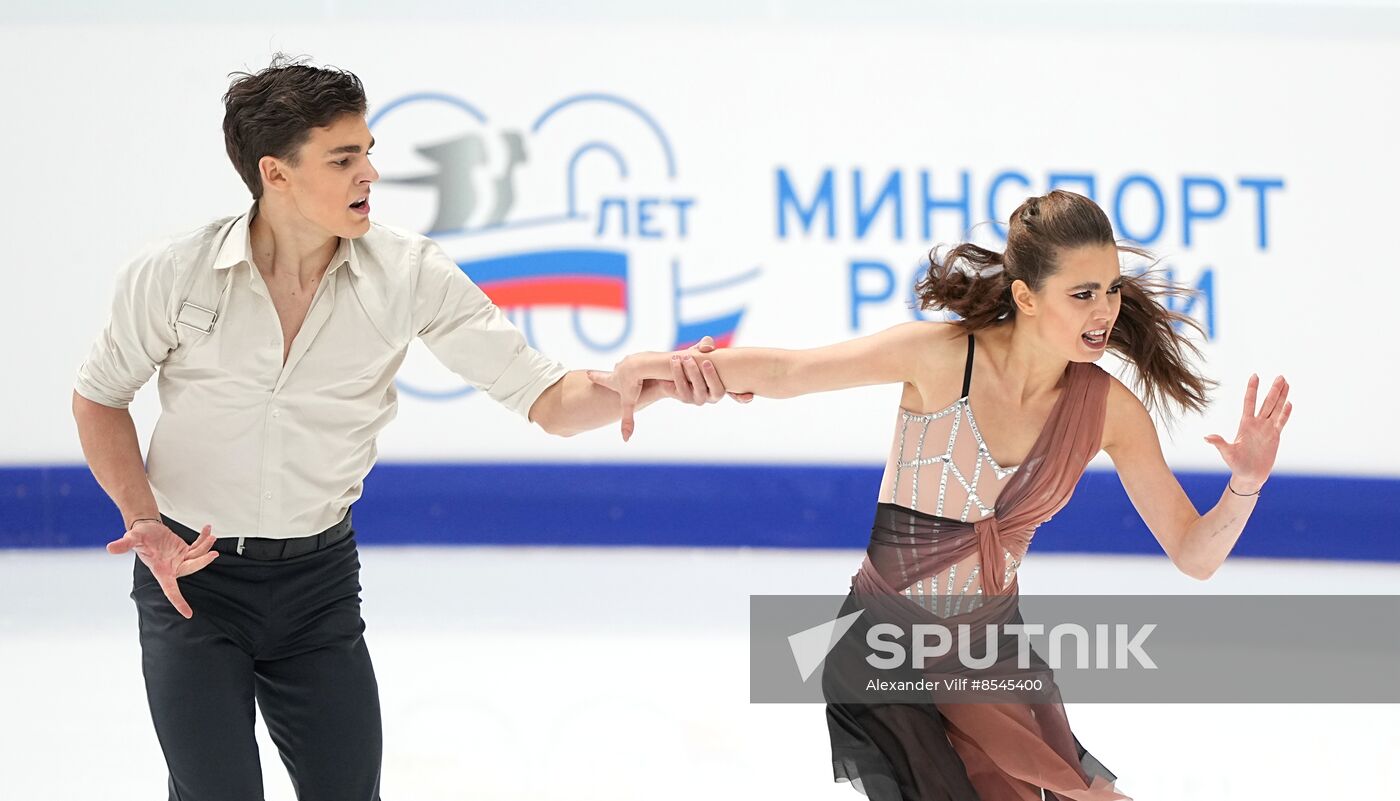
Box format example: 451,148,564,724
222,55,368,199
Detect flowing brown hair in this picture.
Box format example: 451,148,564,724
915,189,1216,419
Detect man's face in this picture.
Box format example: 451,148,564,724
267,113,379,239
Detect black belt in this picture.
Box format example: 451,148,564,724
163,511,353,561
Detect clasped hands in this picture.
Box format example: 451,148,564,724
589,335,748,441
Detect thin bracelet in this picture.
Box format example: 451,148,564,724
128,516,161,529
1227,481,1262,497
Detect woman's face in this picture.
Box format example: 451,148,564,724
1029,243,1124,363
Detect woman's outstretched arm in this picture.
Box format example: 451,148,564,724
1104,373,1292,579
587,321,943,440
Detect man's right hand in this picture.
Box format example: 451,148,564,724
107,519,219,619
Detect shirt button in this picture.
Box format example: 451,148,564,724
264,491,273,500
271,408,280,418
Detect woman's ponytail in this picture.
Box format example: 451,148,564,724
915,243,1016,330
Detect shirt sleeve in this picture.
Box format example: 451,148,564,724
74,243,180,408
412,240,568,419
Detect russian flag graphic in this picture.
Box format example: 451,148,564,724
458,249,628,310
673,310,743,350
670,262,759,350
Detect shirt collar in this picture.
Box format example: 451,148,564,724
211,203,257,272
332,234,360,278
211,202,362,278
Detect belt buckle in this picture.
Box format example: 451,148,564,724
236,536,246,556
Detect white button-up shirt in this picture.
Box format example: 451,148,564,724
76,207,568,539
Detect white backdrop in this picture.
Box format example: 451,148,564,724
2,10,1396,477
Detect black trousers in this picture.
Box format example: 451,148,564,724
131,516,382,801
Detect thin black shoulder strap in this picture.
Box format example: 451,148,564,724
961,333,975,398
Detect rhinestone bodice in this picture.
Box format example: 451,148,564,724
891,397,1018,522
875,334,1038,611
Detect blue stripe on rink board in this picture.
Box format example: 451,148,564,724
0,464,1394,561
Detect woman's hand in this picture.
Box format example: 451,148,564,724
1204,374,1292,492
668,336,754,406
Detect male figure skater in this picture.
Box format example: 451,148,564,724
71,58,733,801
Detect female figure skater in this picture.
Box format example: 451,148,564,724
589,189,1291,800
